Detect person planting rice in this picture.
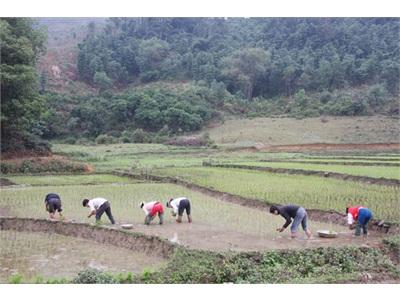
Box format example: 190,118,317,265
82,197,115,224
346,206,373,236
45,193,63,220
269,205,312,239
140,201,164,225
166,197,192,223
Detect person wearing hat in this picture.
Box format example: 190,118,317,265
82,197,115,224
269,204,312,239
346,206,373,236
140,201,164,225
45,193,63,220
166,197,192,223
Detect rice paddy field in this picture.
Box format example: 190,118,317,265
0,230,166,283
230,161,400,179
153,167,400,222
1,176,355,251
1,143,400,283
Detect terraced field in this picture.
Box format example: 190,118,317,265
154,167,400,222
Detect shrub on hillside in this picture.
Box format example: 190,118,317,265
95,134,116,144
0,158,88,174
166,133,214,147
72,269,117,284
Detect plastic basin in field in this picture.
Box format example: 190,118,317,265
121,224,133,230
317,230,338,238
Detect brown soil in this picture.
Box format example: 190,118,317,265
121,220,385,252
259,143,400,152
0,206,11,217
0,178,15,187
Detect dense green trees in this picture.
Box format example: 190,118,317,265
43,85,217,141
1,18,48,153
77,18,399,99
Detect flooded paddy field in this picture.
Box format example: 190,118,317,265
0,230,166,283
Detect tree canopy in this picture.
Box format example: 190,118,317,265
1,18,47,153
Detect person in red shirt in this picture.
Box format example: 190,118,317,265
346,206,373,236
140,201,164,225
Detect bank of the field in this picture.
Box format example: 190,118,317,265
7,240,400,284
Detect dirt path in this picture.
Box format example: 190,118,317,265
119,220,385,252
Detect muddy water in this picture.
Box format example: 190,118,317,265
125,221,385,252
0,231,166,283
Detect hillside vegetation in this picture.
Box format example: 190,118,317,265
1,18,399,153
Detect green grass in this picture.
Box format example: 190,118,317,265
231,161,400,180
205,116,400,146
4,174,136,186
153,167,400,221
51,143,293,172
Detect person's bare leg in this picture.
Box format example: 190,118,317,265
187,215,192,223
305,229,312,239
176,216,182,223
290,231,297,239
49,212,55,220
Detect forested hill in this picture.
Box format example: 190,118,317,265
76,18,399,99
1,18,399,153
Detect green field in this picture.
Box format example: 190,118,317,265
51,143,288,172
205,116,400,147
231,161,400,180
154,167,400,222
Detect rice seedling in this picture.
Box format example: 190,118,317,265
231,161,400,180
154,167,400,222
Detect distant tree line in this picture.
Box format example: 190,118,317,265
77,18,399,99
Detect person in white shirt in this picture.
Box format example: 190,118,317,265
140,201,164,225
166,197,192,223
82,197,115,224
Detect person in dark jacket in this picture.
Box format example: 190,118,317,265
45,193,63,220
269,205,312,239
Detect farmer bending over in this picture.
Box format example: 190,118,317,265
45,193,63,220
346,206,373,236
269,205,312,239
82,197,115,225
166,197,192,223
140,201,164,225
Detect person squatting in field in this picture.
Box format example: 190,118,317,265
166,197,192,223
140,201,164,225
346,206,373,236
45,193,63,220
269,205,312,239
82,197,115,224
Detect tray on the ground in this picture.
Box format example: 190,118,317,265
121,224,134,229
317,230,338,238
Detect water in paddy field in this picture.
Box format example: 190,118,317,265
0,231,166,283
